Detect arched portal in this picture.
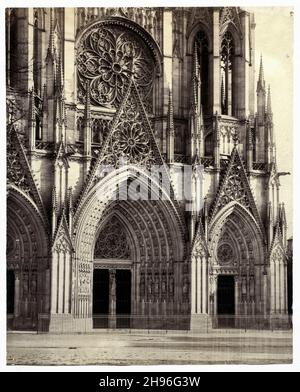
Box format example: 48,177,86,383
7,187,49,330
209,202,265,327
73,166,188,329
93,214,133,328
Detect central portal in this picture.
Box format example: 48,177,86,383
217,275,235,327
93,268,131,329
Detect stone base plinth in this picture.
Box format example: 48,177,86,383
190,314,212,332
48,314,93,333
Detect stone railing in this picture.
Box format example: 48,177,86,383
76,7,162,46
253,162,268,172
201,157,214,168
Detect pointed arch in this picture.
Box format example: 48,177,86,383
209,201,265,266
7,188,49,329
74,164,185,263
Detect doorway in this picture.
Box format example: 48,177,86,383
93,269,109,328
116,270,131,328
217,275,235,328
7,270,15,314
92,268,132,328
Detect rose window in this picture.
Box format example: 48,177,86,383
77,24,155,108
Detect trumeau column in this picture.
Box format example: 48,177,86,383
64,9,75,103
212,8,220,114
109,269,116,329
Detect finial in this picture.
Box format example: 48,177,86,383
257,54,265,90
46,8,55,60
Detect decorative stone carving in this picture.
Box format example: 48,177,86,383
217,242,234,264
94,216,131,259
77,24,155,108
99,84,158,168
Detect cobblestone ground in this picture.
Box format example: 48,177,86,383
7,330,292,366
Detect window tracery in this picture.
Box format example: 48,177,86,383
195,30,209,114
77,24,155,109
94,217,131,259
220,31,234,116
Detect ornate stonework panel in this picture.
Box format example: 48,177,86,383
95,82,159,170
94,216,131,259
217,242,234,265
219,7,242,34
217,162,250,209
77,23,155,108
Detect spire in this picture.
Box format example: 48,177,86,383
68,187,73,233
267,84,272,114
46,8,55,62
221,74,225,110
257,54,265,92
192,43,201,110
56,54,64,95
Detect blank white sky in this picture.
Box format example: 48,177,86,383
252,7,293,237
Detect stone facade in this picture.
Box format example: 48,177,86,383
6,7,290,331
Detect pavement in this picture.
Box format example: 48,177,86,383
7,329,292,366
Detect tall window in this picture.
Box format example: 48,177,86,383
195,31,209,114
220,31,234,116
8,9,18,87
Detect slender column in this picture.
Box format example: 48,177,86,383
58,252,64,313
191,256,196,314
283,264,288,314
64,253,70,314
202,257,207,313
234,276,239,327
108,269,116,328
196,256,201,313
213,276,218,316
50,253,58,314
270,261,275,314
14,272,20,318
45,268,51,313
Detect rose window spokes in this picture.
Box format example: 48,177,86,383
114,123,149,159
101,94,157,168
77,25,155,108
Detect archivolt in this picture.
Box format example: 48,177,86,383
7,187,49,269
74,166,185,263
209,201,265,266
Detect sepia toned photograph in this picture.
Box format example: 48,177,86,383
6,5,293,366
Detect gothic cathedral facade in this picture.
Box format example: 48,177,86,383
6,7,290,331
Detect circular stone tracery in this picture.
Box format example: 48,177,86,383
77,24,155,108
217,242,234,264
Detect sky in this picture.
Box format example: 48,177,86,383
251,7,293,237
